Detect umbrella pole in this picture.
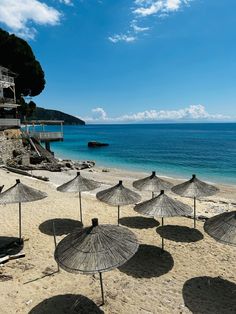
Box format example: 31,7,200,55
99,272,105,305
79,192,83,224
52,221,60,272
193,197,196,229
152,192,154,199
161,217,164,251
117,205,120,225
19,202,22,240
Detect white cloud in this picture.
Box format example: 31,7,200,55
134,1,164,17
82,105,230,123
109,0,191,43
131,20,150,33
108,34,136,43
58,0,73,5
133,0,190,17
92,107,108,120
0,0,61,39
166,0,182,10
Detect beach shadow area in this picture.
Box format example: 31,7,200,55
39,218,83,236
29,294,104,314
119,216,159,229
183,276,236,313
118,244,174,278
156,225,203,243
0,236,23,256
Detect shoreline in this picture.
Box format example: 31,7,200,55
53,147,236,187
52,148,236,193
28,162,236,220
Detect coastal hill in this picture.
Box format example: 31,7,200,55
30,106,85,125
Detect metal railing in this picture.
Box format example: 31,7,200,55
0,97,16,104
29,131,63,141
0,75,14,84
0,118,21,127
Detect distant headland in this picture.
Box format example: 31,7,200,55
30,106,85,125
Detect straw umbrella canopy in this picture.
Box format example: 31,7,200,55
134,190,192,250
57,172,100,224
133,171,173,198
171,174,219,228
96,180,141,225
0,179,47,240
55,218,139,304
204,211,236,246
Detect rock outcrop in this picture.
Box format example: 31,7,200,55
0,129,28,164
0,129,95,173
88,141,109,148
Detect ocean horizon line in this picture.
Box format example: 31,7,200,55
83,121,236,126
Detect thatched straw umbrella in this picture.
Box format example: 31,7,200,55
134,190,192,250
96,180,141,225
0,179,47,240
133,171,173,198
204,211,236,246
171,174,219,228
57,172,100,224
55,218,139,304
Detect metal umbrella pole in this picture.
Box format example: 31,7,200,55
193,197,196,229
52,221,60,272
79,192,83,224
117,205,120,225
99,272,105,305
19,202,22,240
161,217,164,251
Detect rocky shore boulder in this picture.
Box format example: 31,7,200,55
88,141,109,148
0,129,96,173
59,160,95,170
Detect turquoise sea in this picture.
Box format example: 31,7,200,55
48,123,236,185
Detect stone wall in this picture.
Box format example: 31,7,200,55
0,129,25,163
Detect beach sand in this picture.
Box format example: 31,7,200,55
0,167,236,313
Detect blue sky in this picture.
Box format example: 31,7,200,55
0,0,236,123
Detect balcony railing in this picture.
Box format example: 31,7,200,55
29,131,63,141
0,118,21,127
0,75,14,84
0,97,16,104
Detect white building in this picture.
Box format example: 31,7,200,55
0,66,20,129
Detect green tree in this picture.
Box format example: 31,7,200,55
0,28,45,99
19,98,37,120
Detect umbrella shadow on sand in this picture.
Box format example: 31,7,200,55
29,294,104,314
118,244,174,278
156,225,204,243
0,236,23,256
183,276,236,314
39,218,83,236
119,216,159,229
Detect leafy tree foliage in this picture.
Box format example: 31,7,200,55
0,28,45,99
19,99,37,120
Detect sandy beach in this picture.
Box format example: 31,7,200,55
0,166,236,314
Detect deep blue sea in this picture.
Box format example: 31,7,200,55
48,123,236,185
